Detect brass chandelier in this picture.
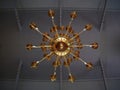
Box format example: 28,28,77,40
26,9,98,83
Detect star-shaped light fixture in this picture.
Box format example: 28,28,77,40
26,9,98,83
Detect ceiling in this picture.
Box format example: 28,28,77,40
0,0,120,10
0,0,120,82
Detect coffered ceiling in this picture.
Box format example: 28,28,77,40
0,0,120,82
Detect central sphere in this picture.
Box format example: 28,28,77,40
55,42,68,51
54,37,70,56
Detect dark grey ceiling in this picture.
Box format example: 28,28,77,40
0,0,120,10
0,0,120,82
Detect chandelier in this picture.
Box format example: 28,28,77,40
26,9,98,83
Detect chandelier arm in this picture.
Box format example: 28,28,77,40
64,18,74,36
32,27,43,35
38,52,53,63
70,53,87,65
67,66,71,75
56,56,61,65
70,45,81,48
69,18,74,26
50,56,61,82
64,28,68,36
63,56,72,74
29,23,53,40
51,17,60,37
64,56,75,83
53,56,60,73
54,56,60,75
42,33,53,41
56,55,61,62
34,28,53,41
32,45,52,48
67,66,72,75
70,44,92,48
69,28,86,41
83,44,92,47
53,67,57,75
51,66,57,82
51,18,56,26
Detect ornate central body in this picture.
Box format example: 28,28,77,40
53,37,70,56
55,42,68,51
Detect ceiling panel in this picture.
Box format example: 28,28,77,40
0,0,120,11
0,10,18,32
0,57,19,79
